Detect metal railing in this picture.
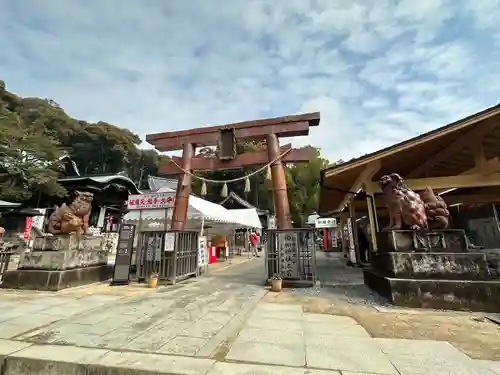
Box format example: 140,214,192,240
174,231,199,279
136,230,198,284
263,229,317,285
0,251,14,282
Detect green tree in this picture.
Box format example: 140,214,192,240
0,79,167,202
0,82,66,201
285,146,329,227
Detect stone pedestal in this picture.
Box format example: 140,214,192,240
377,229,468,253
364,229,500,312
1,234,111,291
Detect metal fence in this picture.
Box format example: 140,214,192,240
0,251,13,282
263,229,317,286
135,230,199,284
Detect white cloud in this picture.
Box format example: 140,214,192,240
0,0,499,163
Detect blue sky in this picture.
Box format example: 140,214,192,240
1,0,499,162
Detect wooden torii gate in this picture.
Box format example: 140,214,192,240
146,113,320,230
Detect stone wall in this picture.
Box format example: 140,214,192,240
376,252,491,280
19,234,106,270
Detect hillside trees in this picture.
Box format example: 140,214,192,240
0,80,163,201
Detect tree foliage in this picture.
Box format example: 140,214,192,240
0,80,164,202
0,82,67,201
285,147,329,227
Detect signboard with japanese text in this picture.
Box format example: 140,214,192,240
31,209,46,232
127,192,176,210
198,236,208,268
164,232,176,252
315,217,337,228
23,217,33,240
111,224,136,285
347,218,356,263
277,232,299,278
267,216,277,229
163,232,175,251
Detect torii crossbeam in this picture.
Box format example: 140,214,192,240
146,112,320,230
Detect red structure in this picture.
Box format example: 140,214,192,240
146,113,320,230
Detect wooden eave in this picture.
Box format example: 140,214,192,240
319,104,500,215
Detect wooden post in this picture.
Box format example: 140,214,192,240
171,143,195,231
366,196,378,254
348,202,360,263
364,184,378,254
339,218,346,256
266,134,292,229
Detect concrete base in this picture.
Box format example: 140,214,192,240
364,268,500,312
1,265,112,291
265,278,314,288
372,252,491,280
377,229,468,253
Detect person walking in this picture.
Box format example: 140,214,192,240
249,230,259,257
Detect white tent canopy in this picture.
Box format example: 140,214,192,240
228,209,263,229
123,187,261,229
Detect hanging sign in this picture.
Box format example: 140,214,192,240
277,232,299,278
347,218,356,263
315,217,337,228
110,224,136,286
127,192,176,210
23,217,33,240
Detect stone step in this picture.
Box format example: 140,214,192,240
364,268,500,312
0,339,216,375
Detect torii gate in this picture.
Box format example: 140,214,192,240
146,113,320,230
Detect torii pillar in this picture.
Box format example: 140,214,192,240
146,113,320,230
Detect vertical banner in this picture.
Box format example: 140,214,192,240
23,217,33,240
347,218,356,263
277,232,299,278
198,236,208,268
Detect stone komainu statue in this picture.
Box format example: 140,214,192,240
418,187,449,230
47,191,93,235
379,173,427,231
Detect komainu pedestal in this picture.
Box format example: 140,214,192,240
1,234,112,291
364,229,500,312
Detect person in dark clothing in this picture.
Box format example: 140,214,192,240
357,226,369,264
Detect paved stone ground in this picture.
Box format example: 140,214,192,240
0,254,498,374
225,302,500,374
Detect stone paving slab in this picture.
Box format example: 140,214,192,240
4,272,266,362
0,339,32,374
475,360,500,375
207,362,340,374
225,302,500,374
376,338,497,375
306,337,397,374
4,344,109,375
0,341,217,375
227,339,306,367
88,350,215,375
